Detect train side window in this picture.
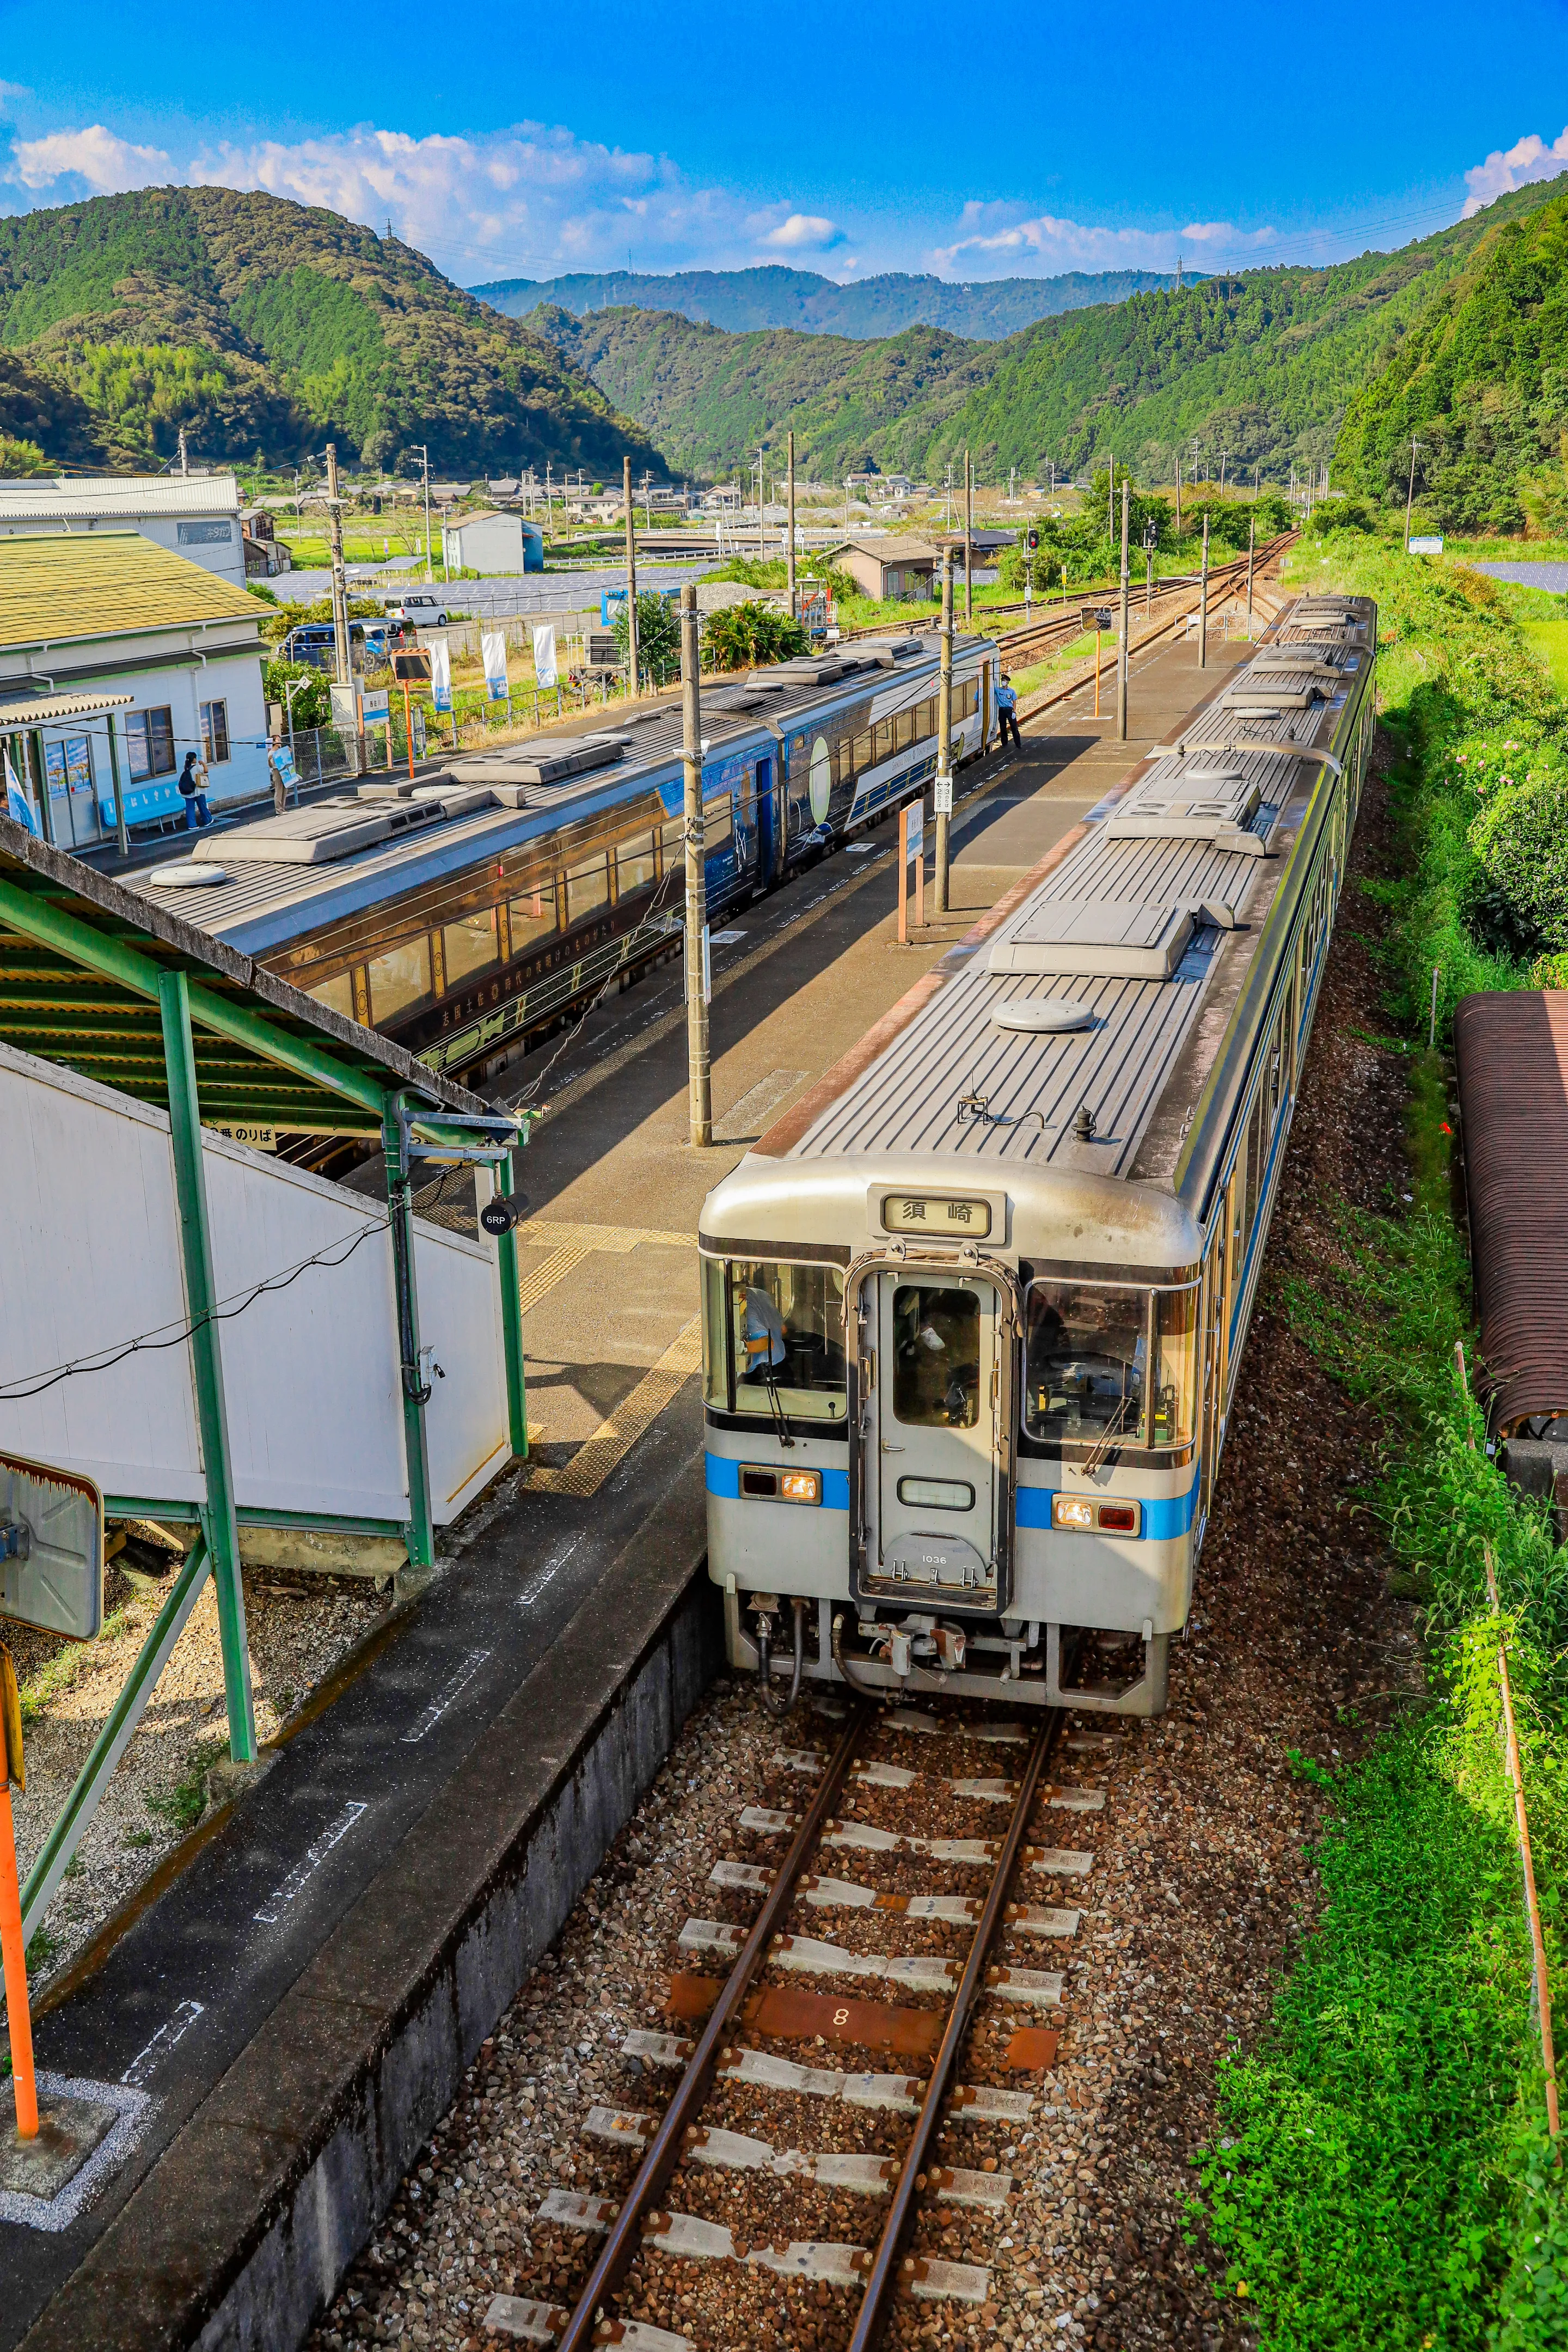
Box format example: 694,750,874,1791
851,731,873,777
872,718,893,765
892,1284,980,1428
566,854,610,925
895,707,916,754
444,909,499,988
306,970,355,1021
1245,1083,1268,1221
718,1259,847,1421
367,936,433,1023
1023,1280,1148,1445
706,795,733,854
616,832,657,896
509,880,558,954
660,816,685,869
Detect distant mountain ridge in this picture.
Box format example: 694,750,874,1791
471,263,1197,342
0,186,663,475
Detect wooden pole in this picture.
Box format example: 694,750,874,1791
0,1779,38,2139
933,548,953,915
681,583,710,1147
1199,517,1210,669
1117,480,1130,742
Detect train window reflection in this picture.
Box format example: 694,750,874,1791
1152,1286,1199,1449
892,1285,979,1429
566,854,609,925
367,936,432,1023
306,970,355,1021
722,1259,847,1421
1024,1281,1148,1445
616,832,657,896
444,908,498,987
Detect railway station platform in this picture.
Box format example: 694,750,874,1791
2,622,1255,2352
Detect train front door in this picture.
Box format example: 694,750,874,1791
875,1270,999,1598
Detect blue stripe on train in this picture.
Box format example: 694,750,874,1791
705,1454,850,1511
709,1454,1190,1535
1014,1481,1198,1540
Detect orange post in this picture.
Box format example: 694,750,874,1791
0,1782,38,2139
897,802,909,945
404,683,416,781
916,804,926,931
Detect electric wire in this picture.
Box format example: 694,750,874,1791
0,1219,387,1403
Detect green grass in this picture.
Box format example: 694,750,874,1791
145,1736,228,1835
1192,523,1568,2351
1520,620,1568,694
17,1602,138,1725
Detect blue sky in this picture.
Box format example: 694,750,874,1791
2,0,1567,286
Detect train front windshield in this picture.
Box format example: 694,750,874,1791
703,1258,848,1423
1024,1279,1198,1450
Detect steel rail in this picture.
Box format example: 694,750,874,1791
844,1703,1067,2351
555,1696,873,2352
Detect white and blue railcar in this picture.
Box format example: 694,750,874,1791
699,594,1377,1714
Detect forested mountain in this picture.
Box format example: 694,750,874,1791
1336,190,1568,534
534,305,994,478
0,187,663,475
474,263,1193,340
524,176,1568,497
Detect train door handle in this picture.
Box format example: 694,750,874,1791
880,1442,905,1454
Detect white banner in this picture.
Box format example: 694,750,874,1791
430,637,452,714
904,797,925,863
482,631,510,702
532,623,559,688
2,747,36,835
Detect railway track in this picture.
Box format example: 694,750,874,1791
484,1691,1120,2351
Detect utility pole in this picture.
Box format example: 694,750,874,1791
177,425,189,477
1107,452,1114,542
1143,518,1156,616
1116,478,1131,742
933,548,954,914
1253,461,1260,502
416,443,433,583
963,450,973,627
1404,437,1424,552
680,582,711,1148
1246,511,1256,622
325,442,351,688
623,455,640,696
1174,453,1182,537
1218,451,1227,498
1198,515,1210,669
758,442,766,560
787,429,797,616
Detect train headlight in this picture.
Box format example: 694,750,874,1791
1051,1494,1095,1531
780,1469,822,1505
1050,1494,1143,1536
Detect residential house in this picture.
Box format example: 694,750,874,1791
441,509,544,573
0,473,249,588
826,537,939,603
0,532,268,849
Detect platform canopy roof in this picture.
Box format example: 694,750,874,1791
0,813,499,1146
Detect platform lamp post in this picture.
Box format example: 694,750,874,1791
933,548,954,914
1142,516,1157,618
1116,479,1131,742
681,582,712,1148
1198,516,1210,669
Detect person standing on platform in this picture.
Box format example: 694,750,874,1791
177,748,212,831
996,671,1023,749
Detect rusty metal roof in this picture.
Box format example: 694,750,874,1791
1454,989,1568,1433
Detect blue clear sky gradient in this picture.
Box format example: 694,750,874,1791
1,0,1566,286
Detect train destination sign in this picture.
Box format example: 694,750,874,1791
881,1193,993,1239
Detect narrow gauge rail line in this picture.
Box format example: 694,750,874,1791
488,1694,1114,2352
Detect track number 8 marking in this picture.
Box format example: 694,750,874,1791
833,2007,850,2026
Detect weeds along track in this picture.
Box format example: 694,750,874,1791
484,1692,1123,2352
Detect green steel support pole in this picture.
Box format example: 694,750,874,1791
20,1538,212,1945
158,968,256,1762
383,1100,436,1568
497,1142,529,1458
107,711,129,857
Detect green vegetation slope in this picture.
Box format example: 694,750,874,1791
1337,190,1568,534
0,186,663,475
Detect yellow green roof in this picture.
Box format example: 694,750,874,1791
0,530,264,652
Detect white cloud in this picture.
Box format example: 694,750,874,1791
929,200,1273,274
762,213,843,252
1462,126,1568,216
10,124,172,195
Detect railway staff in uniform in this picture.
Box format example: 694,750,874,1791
742,1285,787,1378
996,672,1022,749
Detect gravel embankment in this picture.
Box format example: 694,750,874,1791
307,738,1419,2352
